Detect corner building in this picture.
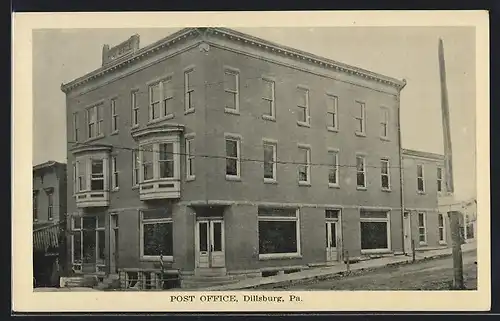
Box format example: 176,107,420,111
62,28,407,289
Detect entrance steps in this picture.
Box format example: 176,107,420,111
60,275,99,288
180,268,246,289
94,274,120,290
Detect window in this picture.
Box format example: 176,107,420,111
327,95,338,131
258,207,300,259
356,155,366,189
380,107,389,139
437,167,443,193
224,69,239,113
71,216,106,271
77,160,86,192
111,156,119,190
184,69,195,112
149,78,173,121
262,78,275,119
263,140,277,182
86,104,103,139
185,136,195,180
91,159,104,191
417,164,425,192
131,91,139,127
72,112,79,142
355,101,366,135
132,150,139,186
142,144,154,181
438,213,446,244
297,145,311,185
138,141,180,183
418,212,427,244
380,158,390,190
159,143,174,178
47,192,53,220
360,210,390,251
225,135,241,178
296,87,310,126
72,162,77,194
33,191,38,221
111,98,118,132
141,208,173,259
328,150,339,186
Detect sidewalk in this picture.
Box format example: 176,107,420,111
204,242,477,291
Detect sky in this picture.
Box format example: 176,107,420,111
32,27,476,201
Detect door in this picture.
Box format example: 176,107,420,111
325,221,340,262
403,211,412,254
196,219,225,268
109,214,118,273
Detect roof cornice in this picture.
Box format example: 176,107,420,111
402,148,445,161
61,27,407,94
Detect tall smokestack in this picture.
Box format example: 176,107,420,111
438,38,454,194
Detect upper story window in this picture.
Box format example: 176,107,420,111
380,107,389,139
74,155,109,193
328,149,339,187
111,156,119,190
297,144,311,185
417,164,425,193
380,158,391,191
111,98,118,133
262,78,276,120
225,134,241,179
437,167,443,193
72,112,79,142
132,150,140,186
184,68,195,113
149,77,173,121
263,139,277,182
356,155,367,189
224,68,240,114
185,135,195,180
47,191,54,220
33,191,38,222
138,140,180,183
296,87,310,127
355,101,366,136
91,159,105,191
327,95,339,131
159,143,175,178
131,90,139,127
86,104,104,139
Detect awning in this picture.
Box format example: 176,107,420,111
33,222,61,252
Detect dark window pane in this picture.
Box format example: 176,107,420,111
258,220,297,254
143,222,173,256
226,158,237,176
73,217,81,229
225,92,236,109
83,217,96,229
329,168,337,184
330,223,337,248
213,222,222,251
438,214,444,226
226,140,237,157
360,211,388,219
417,165,423,177
143,208,171,220
325,210,339,219
160,161,174,178
439,229,444,241
91,179,104,191
382,175,389,188
92,160,103,174
258,207,296,217
418,178,424,191
82,229,96,263
97,215,105,228
360,221,388,250
98,230,105,263
73,234,81,263
159,143,173,161
199,222,208,252
357,172,365,187
418,214,425,226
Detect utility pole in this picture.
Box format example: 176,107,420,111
439,38,464,289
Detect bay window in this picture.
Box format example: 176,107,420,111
74,155,109,193
159,143,174,178
91,159,104,191
138,140,180,183
258,207,301,259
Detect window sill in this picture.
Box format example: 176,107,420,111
259,253,302,261
264,178,278,184
140,256,174,263
355,132,366,137
184,109,195,115
224,108,240,115
225,175,241,182
380,136,390,142
298,181,311,187
147,114,174,125
186,176,196,182
262,115,276,122
132,185,139,190
85,134,105,143
419,242,428,246
381,188,392,193
131,124,139,130
111,188,120,192
328,183,340,189
297,121,311,128
439,241,447,245
417,191,426,195
327,126,338,133
357,186,367,191
361,249,391,255
110,130,119,136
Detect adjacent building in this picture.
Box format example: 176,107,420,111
33,160,67,287
61,27,461,290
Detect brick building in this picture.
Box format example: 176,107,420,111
61,28,413,289
33,161,67,287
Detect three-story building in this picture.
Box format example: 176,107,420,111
62,28,408,289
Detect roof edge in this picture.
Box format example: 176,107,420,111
402,148,445,161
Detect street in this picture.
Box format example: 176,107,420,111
261,251,477,291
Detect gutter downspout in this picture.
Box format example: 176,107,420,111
397,80,407,254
